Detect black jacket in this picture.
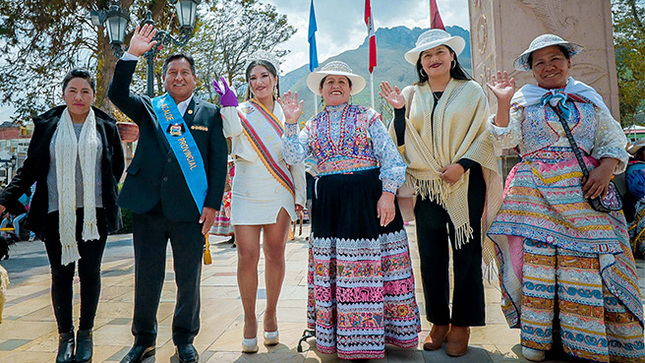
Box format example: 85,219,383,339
0,105,125,236
108,60,227,221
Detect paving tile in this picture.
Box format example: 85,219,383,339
1,229,644,362
0,338,31,350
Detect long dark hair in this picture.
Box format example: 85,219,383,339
415,45,470,85
244,60,280,101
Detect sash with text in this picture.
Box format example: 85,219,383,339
152,93,208,212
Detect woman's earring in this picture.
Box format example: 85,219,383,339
452,60,456,69
419,68,427,77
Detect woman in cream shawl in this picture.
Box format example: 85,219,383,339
380,29,502,357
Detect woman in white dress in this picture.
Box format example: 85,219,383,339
216,53,305,353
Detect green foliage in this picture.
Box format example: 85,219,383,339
117,207,134,234
613,0,645,124
151,0,295,104
0,0,294,120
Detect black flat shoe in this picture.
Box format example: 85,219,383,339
119,345,155,363
56,331,75,363
75,329,93,363
176,343,199,363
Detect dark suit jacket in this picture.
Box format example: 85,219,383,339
108,60,227,222
0,105,125,236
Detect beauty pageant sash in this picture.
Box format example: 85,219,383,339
238,99,295,198
152,93,208,212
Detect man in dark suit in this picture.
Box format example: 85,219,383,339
108,24,229,363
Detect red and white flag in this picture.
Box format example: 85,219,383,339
365,0,376,73
430,0,445,30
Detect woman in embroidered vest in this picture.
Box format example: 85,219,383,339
214,53,306,353
281,60,420,360
0,69,124,363
379,29,502,357
487,34,645,362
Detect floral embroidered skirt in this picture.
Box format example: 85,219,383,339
488,156,645,362
307,169,420,360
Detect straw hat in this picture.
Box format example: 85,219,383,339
404,29,465,65
306,61,366,96
628,139,645,156
514,34,583,72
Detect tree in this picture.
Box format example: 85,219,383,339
186,0,295,102
0,0,294,120
0,0,178,120
613,0,645,124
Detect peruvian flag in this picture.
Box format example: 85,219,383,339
430,0,445,30
365,0,376,73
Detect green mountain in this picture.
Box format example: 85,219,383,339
281,25,471,121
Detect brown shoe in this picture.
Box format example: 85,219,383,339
422,324,450,351
445,326,470,357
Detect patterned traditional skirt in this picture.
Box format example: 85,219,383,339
307,168,420,360
210,162,234,236
522,239,644,362
488,155,645,362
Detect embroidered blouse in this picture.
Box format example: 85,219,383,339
488,99,629,172
282,103,406,194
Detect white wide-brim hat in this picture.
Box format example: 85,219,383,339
404,29,466,65
514,34,583,72
306,61,366,96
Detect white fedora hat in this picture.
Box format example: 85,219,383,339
306,61,366,96
514,34,583,71
404,29,466,65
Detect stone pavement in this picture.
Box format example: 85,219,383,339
0,222,642,362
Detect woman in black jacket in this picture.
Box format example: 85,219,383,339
0,69,124,363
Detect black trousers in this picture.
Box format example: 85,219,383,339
131,203,204,347
43,209,108,334
414,165,486,327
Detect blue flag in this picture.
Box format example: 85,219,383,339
308,0,319,72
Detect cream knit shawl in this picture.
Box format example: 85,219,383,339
389,79,502,252
54,108,101,266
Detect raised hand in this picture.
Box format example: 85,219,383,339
379,81,405,109
277,91,304,125
213,76,238,107
127,24,158,57
486,71,515,105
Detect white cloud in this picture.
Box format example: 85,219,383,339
266,0,471,73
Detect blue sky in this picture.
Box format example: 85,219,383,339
266,0,471,73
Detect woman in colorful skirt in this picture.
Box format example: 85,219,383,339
214,52,306,353
380,28,502,357
281,61,421,360
627,140,645,258
487,34,645,362
209,159,235,243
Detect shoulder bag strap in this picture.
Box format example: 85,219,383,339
548,103,590,180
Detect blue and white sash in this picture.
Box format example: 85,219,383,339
152,93,208,212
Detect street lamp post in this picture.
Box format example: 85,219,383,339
91,0,200,97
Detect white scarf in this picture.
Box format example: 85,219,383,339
511,76,612,114
54,107,100,266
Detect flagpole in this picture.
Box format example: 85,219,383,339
370,73,374,109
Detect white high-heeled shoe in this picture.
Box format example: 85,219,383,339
263,330,279,346
242,337,258,353
522,347,546,362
